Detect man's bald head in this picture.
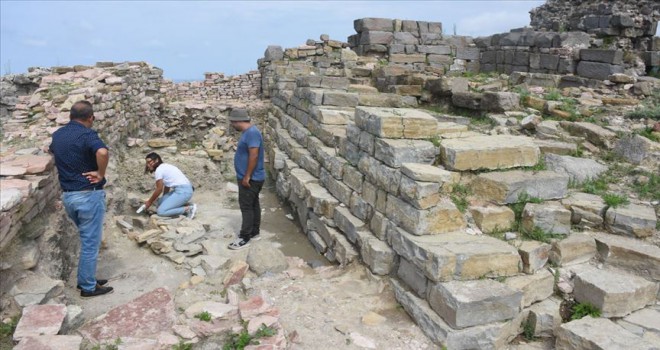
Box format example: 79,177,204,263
70,101,94,121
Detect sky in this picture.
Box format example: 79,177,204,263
1,1,547,81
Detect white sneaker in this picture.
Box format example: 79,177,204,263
228,238,250,250
187,204,197,220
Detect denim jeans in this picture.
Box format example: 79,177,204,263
238,180,263,240
62,190,106,292
157,184,193,217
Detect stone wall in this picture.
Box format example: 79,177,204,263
0,62,165,297
163,71,261,102
348,18,480,74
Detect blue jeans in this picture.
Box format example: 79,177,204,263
62,190,106,292
157,184,193,217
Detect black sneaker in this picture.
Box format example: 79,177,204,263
76,279,108,290
81,286,114,298
228,238,250,250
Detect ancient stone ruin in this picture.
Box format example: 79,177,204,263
1,0,659,349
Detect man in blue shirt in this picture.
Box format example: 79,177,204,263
227,108,265,250
50,100,113,297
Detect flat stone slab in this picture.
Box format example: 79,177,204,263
77,287,176,343
389,228,521,282
14,335,83,350
440,135,539,171
354,106,438,139
544,154,607,185
428,279,522,329
549,233,597,266
605,203,657,238
504,269,554,308
374,138,437,168
472,170,569,204
573,267,658,317
386,196,466,235
561,192,606,229
556,317,657,350
592,231,660,281
0,155,54,175
13,304,67,341
619,308,660,344
391,279,521,349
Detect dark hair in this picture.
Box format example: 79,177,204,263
70,101,93,121
144,152,163,174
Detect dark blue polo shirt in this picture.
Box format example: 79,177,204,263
50,121,108,191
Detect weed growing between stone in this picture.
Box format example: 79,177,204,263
90,338,122,350
626,91,660,120
637,127,660,142
450,184,471,213
223,324,277,350
632,171,660,201
601,193,630,208
0,316,18,350
570,302,601,320
510,192,543,230
195,311,212,322
523,320,536,341
172,340,193,350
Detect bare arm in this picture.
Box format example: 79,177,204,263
241,147,259,188
83,147,109,184
145,179,164,208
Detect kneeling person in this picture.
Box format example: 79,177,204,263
143,152,197,219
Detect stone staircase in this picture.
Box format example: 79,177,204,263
261,62,659,349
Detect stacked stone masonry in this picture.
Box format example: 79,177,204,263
162,71,261,102
1,61,165,251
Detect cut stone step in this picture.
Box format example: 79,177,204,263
388,228,521,282
592,231,660,282
573,266,658,318
618,308,660,345
355,106,438,139
556,317,657,350
428,279,522,329
472,170,569,205
391,279,523,349
440,135,540,171
549,233,597,266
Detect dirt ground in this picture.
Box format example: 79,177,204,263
68,152,438,349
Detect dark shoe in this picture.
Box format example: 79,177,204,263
81,286,114,298
228,238,250,250
76,279,108,290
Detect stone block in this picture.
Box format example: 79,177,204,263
526,298,561,338
556,317,657,350
355,106,437,139
397,258,428,297
469,204,515,234
354,18,394,32
576,61,624,80
451,92,482,110
374,138,437,168
359,233,396,275
357,156,401,195
518,240,551,274
306,183,340,219
504,269,554,308
428,280,522,329
391,279,523,349
471,170,569,205
573,267,658,317
333,206,367,244
619,308,660,344
399,175,441,210
544,154,608,185
548,233,596,266
400,163,454,184
386,196,465,235
481,92,521,112
593,231,660,281
14,335,83,350
441,135,540,171
580,49,623,64
522,202,572,235
388,228,520,282
13,304,67,341
359,31,394,45
561,192,606,229
605,203,657,238
322,91,359,107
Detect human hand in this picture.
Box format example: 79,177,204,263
82,171,104,184
241,177,251,188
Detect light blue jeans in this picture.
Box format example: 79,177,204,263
157,184,193,217
62,190,106,292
